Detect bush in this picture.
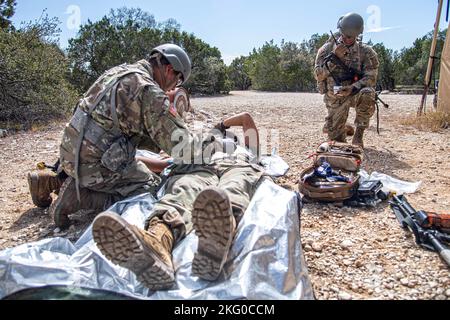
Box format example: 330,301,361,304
228,35,329,93
401,111,450,132
0,0,16,30
67,7,229,95
0,15,78,128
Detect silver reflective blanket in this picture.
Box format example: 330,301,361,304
0,180,313,300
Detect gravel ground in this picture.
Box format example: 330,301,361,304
0,91,449,300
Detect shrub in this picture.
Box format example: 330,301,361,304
0,15,78,128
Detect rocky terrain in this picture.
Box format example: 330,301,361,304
0,91,449,300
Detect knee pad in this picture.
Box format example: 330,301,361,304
358,88,376,105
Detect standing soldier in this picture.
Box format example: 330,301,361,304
315,12,380,148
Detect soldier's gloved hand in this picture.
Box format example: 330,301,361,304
333,44,349,60
337,85,354,97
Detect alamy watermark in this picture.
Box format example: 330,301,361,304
65,4,81,31
366,5,382,32
169,122,280,165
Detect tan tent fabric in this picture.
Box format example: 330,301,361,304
438,25,450,114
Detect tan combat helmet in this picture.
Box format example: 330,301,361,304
337,12,365,38
151,43,192,85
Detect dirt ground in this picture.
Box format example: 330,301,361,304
0,91,449,300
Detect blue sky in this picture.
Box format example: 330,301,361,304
11,0,450,64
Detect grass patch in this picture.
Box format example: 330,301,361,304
400,111,450,132
0,116,68,134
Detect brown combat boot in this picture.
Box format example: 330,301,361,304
323,124,355,137
345,125,355,137
352,127,365,148
49,177,114,229
332,132,347,143
192,188,236,281
27,171,64,208
92,212,175,290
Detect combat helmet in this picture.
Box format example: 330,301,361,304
151,44,192,85
337,13,364,38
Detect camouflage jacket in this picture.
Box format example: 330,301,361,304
60,60,206,180
314,39,379,95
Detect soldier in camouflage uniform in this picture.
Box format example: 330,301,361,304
315,12,380,148
28,43,264,289
36,44,192,231
92,112,264,290
27,88,189,210
28,44,191,226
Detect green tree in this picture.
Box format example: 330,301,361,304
393,29,446,86
188,56,228,94
228,56,252,90
0,15,78,127
249,41,282,91
68,8,163,92
280,40,315,91
0,0,16,30
235,34,330,93
67,7,229,95
306,33,329,56
372,43,395,90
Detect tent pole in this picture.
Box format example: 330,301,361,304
418,0,445,116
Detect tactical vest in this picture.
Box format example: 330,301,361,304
67,64,151,201
318,41,363,94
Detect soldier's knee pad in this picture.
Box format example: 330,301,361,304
359,88,376,99
357,88,376,113
358,88,376,103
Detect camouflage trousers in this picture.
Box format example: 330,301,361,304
324,87,376,141
145,160,265,244
61,160,161,200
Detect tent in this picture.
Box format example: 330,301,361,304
419,0,449,115
438,23,450,114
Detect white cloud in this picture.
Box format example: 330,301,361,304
366,26,403,33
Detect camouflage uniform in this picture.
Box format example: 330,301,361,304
60,59,263,238
315,39,380,141
60,60,198,199
146,150,264,244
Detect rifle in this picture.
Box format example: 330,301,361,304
390,195,450,267
324,32,389,133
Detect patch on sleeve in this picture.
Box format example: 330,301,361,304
169,103,178,117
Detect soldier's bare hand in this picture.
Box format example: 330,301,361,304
333,44,348,60
337,86,353,97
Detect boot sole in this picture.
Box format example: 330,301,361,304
49,177,75,229
92,212,175,291
27,172,52,208
192,188,235,281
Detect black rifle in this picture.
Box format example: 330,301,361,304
325,31,364,86
390,195,450,267
324,32,389,133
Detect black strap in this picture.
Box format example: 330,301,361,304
324,51,363,85
447,0,450,22
376,100,380,135
110,82,121,129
